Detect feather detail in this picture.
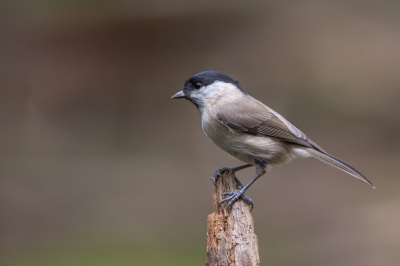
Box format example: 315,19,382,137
306,148,374,188
215,94,326,153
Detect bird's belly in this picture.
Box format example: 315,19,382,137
203,121,294,166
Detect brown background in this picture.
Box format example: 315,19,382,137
1,1,400,265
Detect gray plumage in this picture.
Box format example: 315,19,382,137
172,71,374,209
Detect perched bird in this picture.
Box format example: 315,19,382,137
172,70,374,210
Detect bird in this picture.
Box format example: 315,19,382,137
171,70,374,211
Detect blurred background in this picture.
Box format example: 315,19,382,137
1,0,400,265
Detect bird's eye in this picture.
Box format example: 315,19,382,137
194,82,202,89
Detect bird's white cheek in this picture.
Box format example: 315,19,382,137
186,90,206,109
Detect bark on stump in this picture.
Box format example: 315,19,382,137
206,169,260,266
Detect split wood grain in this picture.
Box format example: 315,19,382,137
206,169,260,266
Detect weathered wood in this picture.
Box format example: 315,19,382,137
206,169,260,266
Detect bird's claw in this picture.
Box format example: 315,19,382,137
213,167,251,209
212,167,231,186
220,190,254,211
213,167,244,188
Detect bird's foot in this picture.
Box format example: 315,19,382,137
220,189,254,211
212,167,230,186
212,167,243,188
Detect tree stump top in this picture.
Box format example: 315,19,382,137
206,169,260,266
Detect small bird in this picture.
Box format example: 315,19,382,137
172,70,374,210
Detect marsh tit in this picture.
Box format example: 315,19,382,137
172,70,374,210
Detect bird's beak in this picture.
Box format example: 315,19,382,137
171,90,186,99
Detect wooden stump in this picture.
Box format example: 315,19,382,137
206,169,260,266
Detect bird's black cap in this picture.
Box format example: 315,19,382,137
184,70,244,92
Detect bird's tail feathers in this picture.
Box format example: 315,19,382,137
306,148,374,188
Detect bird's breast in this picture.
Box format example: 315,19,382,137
201,113,235,152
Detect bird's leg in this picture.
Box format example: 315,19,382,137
212,164,253,188
220,171,264,211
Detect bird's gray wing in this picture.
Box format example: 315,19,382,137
267,108,327,153
216,98,374,187
216,99,327,153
